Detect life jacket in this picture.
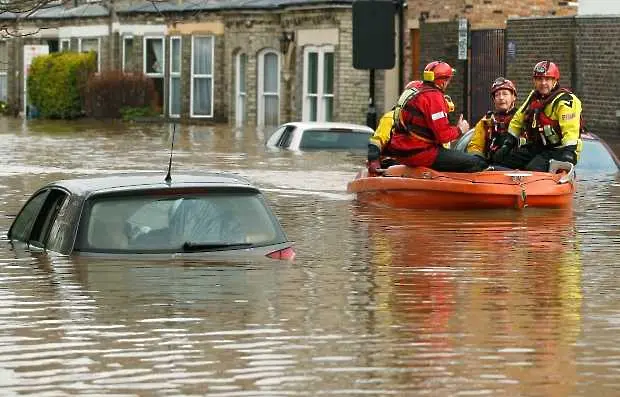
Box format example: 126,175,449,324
523,87,585,148
484,108,516,155
391,82,440,143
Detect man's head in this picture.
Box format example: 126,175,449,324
532,60,560,96
490,77,517,112
423,61,454,91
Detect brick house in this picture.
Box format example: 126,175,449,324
0,0,387,127
0,0,618,134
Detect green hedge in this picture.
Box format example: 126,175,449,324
27,51,96,119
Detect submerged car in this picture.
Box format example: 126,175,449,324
452,130,620,173
7,172,295,260
266,121,373,151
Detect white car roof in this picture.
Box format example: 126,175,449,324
283,121,373,133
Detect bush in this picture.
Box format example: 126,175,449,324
27,51,96,119
84,70,158,119
120,106,159,121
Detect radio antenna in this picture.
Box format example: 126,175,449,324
165,123,176,184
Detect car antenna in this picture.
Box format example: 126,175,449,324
165,123,176,184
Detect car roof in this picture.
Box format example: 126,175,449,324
48,172,256,196
283,121,373,133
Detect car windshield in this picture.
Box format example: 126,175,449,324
578,139,619,172
75,192,287,253
299,129,370,150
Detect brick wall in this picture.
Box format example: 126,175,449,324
410,0,578,29
506,15,620,136
575,17,620,134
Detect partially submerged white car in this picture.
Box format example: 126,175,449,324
266,121,373,151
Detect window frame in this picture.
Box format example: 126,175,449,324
302,45,335,122
190,35,214,118
78,37,101,71
257,49,280,126
235,52,247,126
122,35,134,72
60,39,70,52
169,36,182,118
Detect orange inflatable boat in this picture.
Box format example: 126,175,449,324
347,161,575,210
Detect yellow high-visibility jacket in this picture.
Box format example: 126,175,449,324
508,89,583,157
369,111,394,152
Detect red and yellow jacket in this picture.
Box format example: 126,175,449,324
382,81,461,167
508,88,583,156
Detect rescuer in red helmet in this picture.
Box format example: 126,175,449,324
493,61,583,171
368,60,487,173
467,77,518,162
366,79,458,174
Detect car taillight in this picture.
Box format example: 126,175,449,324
266,246,296,260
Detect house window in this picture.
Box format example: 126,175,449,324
122,36,134,72
144,36,165,113
235,52,247,126
169,36,181,118
0,41,7,102
60,39,70,51
303,46,334,122
190,36,214,118
257,50,279,126
79,37,100,71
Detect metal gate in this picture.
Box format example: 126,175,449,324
469,30,505,124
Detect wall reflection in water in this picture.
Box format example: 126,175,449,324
353,205,582,395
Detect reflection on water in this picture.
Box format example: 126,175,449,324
0,117,619,395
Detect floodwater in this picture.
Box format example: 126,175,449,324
1,117,619,396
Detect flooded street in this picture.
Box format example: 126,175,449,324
1,117,619,396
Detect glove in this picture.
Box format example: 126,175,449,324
552,146,577,164
367,143,381,162
367,160,381,176
490,134,517,164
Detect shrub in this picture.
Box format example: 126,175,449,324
120,106,159,121
27,51,96,119
84,70,158,119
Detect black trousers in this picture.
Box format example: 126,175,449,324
431,147,488,173
496,145,577,172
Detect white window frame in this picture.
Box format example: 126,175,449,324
190,35,214,118
169,36,182,118
143,36,165,114
0,40,7,102
302,45,335,122
122,36,133,72
143,36,165,77
78,37,100,71
257,49,280,126
60,39,70,52
235,52,247,126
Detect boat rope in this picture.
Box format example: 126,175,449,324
429,174,562,185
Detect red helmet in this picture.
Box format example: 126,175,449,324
490,77,517,97
532,60,560,80
423,61,454,83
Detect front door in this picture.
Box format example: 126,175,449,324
470,29,505,124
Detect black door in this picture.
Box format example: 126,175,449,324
470,30,505,124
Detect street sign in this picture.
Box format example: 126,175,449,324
458,18,468,60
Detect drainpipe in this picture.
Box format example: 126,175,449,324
107,0,116,71
396,0,404,93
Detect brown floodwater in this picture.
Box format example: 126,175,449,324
0,117,619,396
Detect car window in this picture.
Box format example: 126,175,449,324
578,140,619,172
266,125,295,147
277,126,296,147
8,190,49,241
299,129,371,150
75,192,287,253
28,189,68,249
